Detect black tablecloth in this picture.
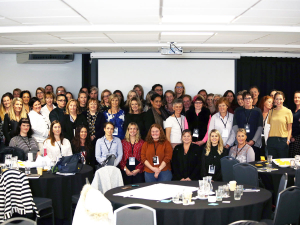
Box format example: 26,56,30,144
105,181,272,225
249,161,295,201
28,165,94,220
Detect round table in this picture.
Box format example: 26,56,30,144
28,165,94,220
105,181,272,225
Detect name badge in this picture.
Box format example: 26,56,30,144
222,128,229,138
28,152,33,162
129,157,135,165
193,128,199,137
261,128,265,137
113,127,118,135
153,156,159,165
208,165,215,174
244,124,250,133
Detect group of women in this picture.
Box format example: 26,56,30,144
0,82,298,185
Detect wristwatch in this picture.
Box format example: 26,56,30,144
124,168,127,171
287,140,290,143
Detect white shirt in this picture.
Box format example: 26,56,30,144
28,110,49,143
43,138,72,161
41,104,56,128
164,115,185,143
208,112,234,146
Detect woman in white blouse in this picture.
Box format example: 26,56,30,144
165,99,187,148
41,92,56,128
28,97,49,155
43,120,72,162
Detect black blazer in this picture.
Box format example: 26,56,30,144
3,114,28,146
144,107,169,133
62,114,88,142
172,143,203,181
123,112,146,139
82,111,106,145
49,107,65,124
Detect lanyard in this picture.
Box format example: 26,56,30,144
263,111,269,127
21,136,31,152
109,109,118,125
244,108,253,125
154,142,158,156
104,138,114,154
236,144,246,158
220,112,229,128
56,141,62,154
130,141,136,155
174,114,183,134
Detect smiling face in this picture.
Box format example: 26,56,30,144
182,132,192,144
66,93,72,101
213,96,220,106
175,83,184,95
154,86,163,96
13,100,22,113
237,95,244,107
32,100,41,113
275,94,284,107
151,96,162,109
79,93,87,106
236,131,247,145
295,93,300,106
243,94,253,108
151,127,160,141
103,92,111,104
52,123,61,136
130,100,139,113
173,103,183,115
104,124,114,136
210,132,219,146
128,125,138,137
80,127,88,140
182,96,191,109
165,92,174,104
3,96,11,110
57,96,66,108
22,93,30,104
134,87,142,97
13,91,20,98
194,100,203,111
199,91,207,100
36,90,44,100
68,101,77,114
111,97,119,108
264,98,273,110
129,92,137,100
218,102,228,114
226,92,234,103
20,123,30,135
45,85,53,93
89,100,98,112
250,88,259,100
45,96,53,106
270,91,277,98
89,90,98,99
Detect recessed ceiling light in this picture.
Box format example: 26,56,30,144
161,32,214,36
162,15,235,23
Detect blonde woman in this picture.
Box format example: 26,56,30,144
123,90,139,114
3,98,28,145
201,129,228,181
0,93,13,143
63,99,88,142
120,122,145,184
36,87,46,105
100,89,112,112
133,84,145,106
174,81,185,99
229,128,255,163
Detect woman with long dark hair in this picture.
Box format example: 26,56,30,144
223,90,238,113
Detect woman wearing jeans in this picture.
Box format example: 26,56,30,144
141,124,173,182
267,91,293,158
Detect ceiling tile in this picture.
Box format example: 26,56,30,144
105,32,159,43
248,34,300,44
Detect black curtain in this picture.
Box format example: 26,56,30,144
236,57,300,109
82,54,98,88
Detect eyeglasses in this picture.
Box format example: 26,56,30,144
155,89,163,92
103,95,110,98
57,99,66,102
194,102,203,104
176,86,183,89
244,97,252,101
37,92,43,94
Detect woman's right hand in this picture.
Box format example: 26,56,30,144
152,167,161,173
125,169,133,176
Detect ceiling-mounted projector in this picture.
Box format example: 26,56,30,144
161,42,183,55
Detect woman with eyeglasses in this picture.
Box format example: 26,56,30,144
49,94,67,124
36,87,46,106
174,81,185,99
100,89,112,112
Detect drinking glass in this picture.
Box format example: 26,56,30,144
267,155,273,163
234,188,242,200
12,156,18,170
236,185,244,196
172,192,180,202
266,163,272,172
5,154,12,169
216,190,223,201
223,185,230,198
206,176,213,192
25,167,31,175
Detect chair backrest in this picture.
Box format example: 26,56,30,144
0,146,27,163
114,204,157,225
233,163,258,187
221,156,240,182
276,173,288,204
228,220,266,225
295,169,300,187
273,186,300,225
1,217,37,225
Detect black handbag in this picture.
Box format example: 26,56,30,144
51,153,83,173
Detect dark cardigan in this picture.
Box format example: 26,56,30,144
62,114,88,142
123,112,146,139
82,111,106,145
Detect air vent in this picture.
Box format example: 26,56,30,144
17,52,74,64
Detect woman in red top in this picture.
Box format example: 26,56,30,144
120,122,145,185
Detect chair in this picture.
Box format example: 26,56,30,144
295,168,300,187
114,204,157,225
228,220,267,225
33,197,54,225
220,156,239,182
1,217,37,225
261,186,300,225
91,166,124,194
0,146,27,162
276,173,287,205
233,163,259,187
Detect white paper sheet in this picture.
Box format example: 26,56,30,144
113,183,198,201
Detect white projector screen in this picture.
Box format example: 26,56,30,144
98,59,235,100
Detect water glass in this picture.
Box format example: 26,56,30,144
234,188,242,200
182,197,189,205
236,185,244,196
172,193,180,202
290,159,295,168
266,163,272,172
25,167,31,175
12,156,18,170
215,190,223,201
223,185,230,198
267,155,273,163
5,154,12,169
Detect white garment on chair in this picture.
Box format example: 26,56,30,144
91,166,124,194
72,184,114,225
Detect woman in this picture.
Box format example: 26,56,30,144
172,130,202,181
208,97,234,149
123,97,146,139
9,118,39,159
20,90,31,113
123,90,139,114
28,97,49,155
223,90,238,113
201,129,228,181
229,128,255,162
143,91,156,112
213,94,222,107
267,91,293,159
0,93,13,143
3,98,27,145
206,93,216,114
236,90,246,107
36,87,46,106
43,120,72,162
71,125,95,168
41,92,56,128
258,96,273,156
66,92,74,102
163,90,175,115
78,91,87,113
104,94,125,140
290,91,300,157
198,89,208,101
120,123,145,185
113,90,125,109
165,99,187,148
133,84,145,107
63,99,88,142
100,89,112,112
95,122,123,166
250,86,260,107
82,98,106,145
141,124,173,182
185,95,211,148
144,93,169,133
174,81,185,99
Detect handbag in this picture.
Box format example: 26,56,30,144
51,153,83,173
95,154,116,170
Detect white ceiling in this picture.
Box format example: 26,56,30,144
0,0,300,54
